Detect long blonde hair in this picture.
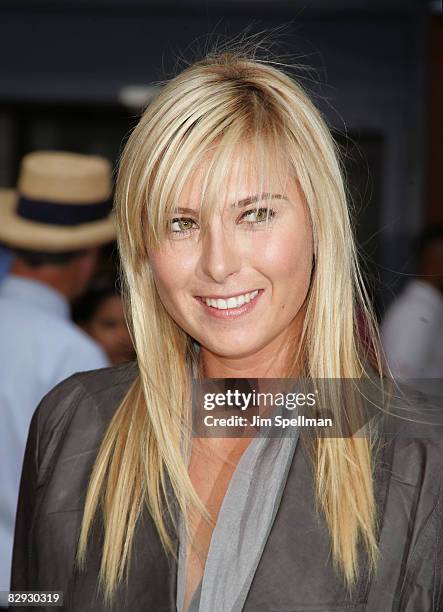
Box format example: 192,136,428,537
76,48,383,603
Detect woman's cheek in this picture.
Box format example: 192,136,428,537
256,231,310,277
150,248,193,294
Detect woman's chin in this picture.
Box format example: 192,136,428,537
198,337,267,362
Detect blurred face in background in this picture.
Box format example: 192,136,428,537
69,248,101,299
85,294,135,365
148,148,314,374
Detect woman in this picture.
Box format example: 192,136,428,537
11,50,443,612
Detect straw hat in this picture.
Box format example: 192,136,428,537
0,151,116,252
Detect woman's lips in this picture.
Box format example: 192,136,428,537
195,289,264,319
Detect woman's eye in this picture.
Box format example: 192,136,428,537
240,207,276,224
169,217,198,233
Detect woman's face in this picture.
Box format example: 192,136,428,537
148,152,314,369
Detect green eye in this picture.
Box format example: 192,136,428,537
241,207,276,224
169,217,197,233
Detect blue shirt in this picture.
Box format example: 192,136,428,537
0,275,109,602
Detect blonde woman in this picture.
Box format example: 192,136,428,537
11,51,443,612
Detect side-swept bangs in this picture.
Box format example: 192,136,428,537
147,123,296,250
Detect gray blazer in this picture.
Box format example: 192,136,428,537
11,362,443,611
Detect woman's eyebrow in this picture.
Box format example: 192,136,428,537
172,193,287,215
172,206,198,214
233,193,287,208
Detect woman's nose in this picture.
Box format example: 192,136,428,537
199,224,241,283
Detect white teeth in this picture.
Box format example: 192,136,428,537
202,290,260,310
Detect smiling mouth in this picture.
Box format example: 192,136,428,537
196,289,260,310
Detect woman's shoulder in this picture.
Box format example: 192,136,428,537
38,359,138,417
374,381,443,473
31,361,138,478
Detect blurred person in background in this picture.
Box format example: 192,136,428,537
382,226,443,378
72,278,135,365
0,150,115,608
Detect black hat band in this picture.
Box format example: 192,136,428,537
17,195,113,226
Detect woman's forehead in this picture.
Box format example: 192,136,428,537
176,147,293,211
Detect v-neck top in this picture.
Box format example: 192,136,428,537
11,361,443,611
176,422,299,612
